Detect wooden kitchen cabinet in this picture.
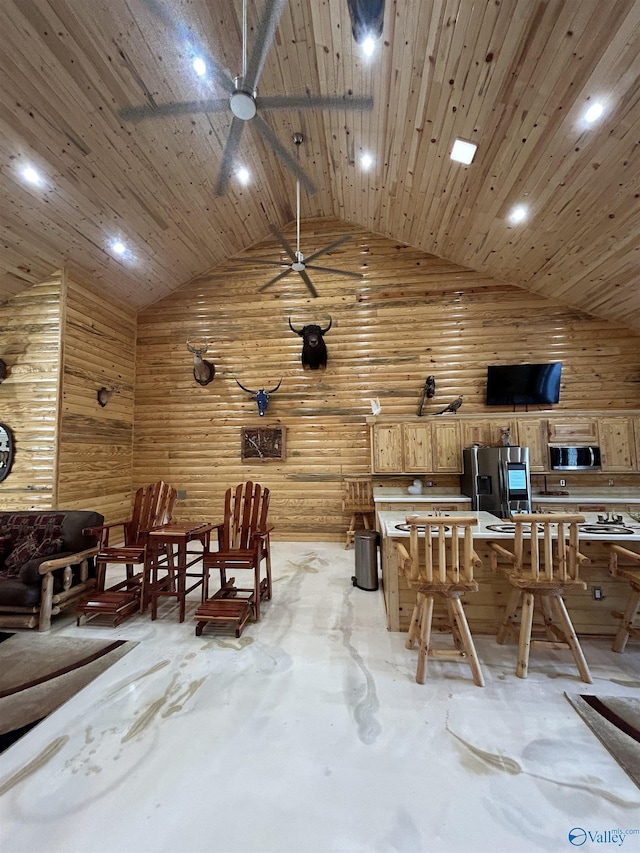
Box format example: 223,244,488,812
547,417,598,443
461,418,518,449
515,418,549,472
402,423,432,472
372,424,403,473
598,416,636,472
431,420,462,472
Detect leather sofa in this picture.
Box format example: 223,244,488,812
0,510,103,631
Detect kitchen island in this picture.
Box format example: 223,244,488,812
377,509,640,636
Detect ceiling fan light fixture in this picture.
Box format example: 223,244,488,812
230,87,257,121
361,35,376,57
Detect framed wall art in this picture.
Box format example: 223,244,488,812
241,426,286,462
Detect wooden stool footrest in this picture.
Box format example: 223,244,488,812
77,590,140,626
195,595,255,638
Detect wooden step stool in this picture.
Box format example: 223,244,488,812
194,578,255,638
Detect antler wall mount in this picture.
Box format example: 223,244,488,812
187,340,215,386
97,385,122,407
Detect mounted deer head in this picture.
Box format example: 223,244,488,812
97,385,122,407
235,378,282,417
187,340,215,386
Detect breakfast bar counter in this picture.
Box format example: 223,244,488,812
377,510,640,636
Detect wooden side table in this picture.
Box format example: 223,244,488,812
146,522,214,622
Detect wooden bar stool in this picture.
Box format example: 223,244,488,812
488,513,592,683
396,515,485,687
608,544,640,652
342,476,375,549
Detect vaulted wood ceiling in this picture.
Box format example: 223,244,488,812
1,0,639,329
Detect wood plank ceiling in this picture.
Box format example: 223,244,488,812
0,0,639,328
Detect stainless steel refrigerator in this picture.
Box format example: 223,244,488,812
461,445,531,518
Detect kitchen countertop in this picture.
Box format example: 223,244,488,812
373,488,471,503
377,510,640,541
532,492,640,504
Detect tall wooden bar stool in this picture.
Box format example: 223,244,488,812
342,476,375,549
78,480,177,626
488,513,592,683
396,515,485,687
608,544,640,652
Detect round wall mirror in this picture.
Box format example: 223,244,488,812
0,423,14,483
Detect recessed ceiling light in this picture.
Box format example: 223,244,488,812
110,240,127,257
21,165,43,185
450,139,477,164
584,102,604,123
193,57,207,77
361,36,376,57
236,167,251,185
509,205,528,224
360,153,374,170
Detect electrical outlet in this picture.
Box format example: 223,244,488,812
426,480,433,487
559,479,566,487
177,489,187,500
592,586,603,601
608,479,614,487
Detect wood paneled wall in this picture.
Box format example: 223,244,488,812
56,274,137,520
0,273,62,510
0,271,136,519
134,219,640,540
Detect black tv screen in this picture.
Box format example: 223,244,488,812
486,362,562,406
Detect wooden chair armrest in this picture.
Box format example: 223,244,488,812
38,546,100,574
576,551,590,565
395,542,412,576
83,521,127,536
472,549,482,567
487,542,517,562
608,543,640,576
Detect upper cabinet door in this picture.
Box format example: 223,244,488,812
402,423,432,472
431,420,462,473
372,424,404,473
515,418,549,472
547,418,599,443
461,418,518,449
599,417,636,472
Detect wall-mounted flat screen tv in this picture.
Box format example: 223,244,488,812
486,362,562,406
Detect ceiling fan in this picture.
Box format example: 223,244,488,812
240,133,364,298
120,0,374,196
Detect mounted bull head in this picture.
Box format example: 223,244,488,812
288,317,332,370
187,340,215,386
235,378,282,417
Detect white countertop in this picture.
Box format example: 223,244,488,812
374,488,471,503
377,510,640,541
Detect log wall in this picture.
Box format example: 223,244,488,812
0,271,136,519
134,219,640,540
56,274,137,520
0,273,62,510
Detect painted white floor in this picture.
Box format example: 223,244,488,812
1,541,640,853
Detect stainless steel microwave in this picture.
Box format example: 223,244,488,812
549,445,601,470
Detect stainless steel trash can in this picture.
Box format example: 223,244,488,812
352,529,379,591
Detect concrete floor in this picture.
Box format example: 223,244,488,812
1,541,639,853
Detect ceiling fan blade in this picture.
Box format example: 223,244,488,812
298,269,319,298
258,267,294,292
306,264,363,279
269,225,297,262
119,99,229,122
256,94,374,112
252,115,316,195
302,236,352,264
231,257,289,268
244,0,287,92
214,117,246,196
